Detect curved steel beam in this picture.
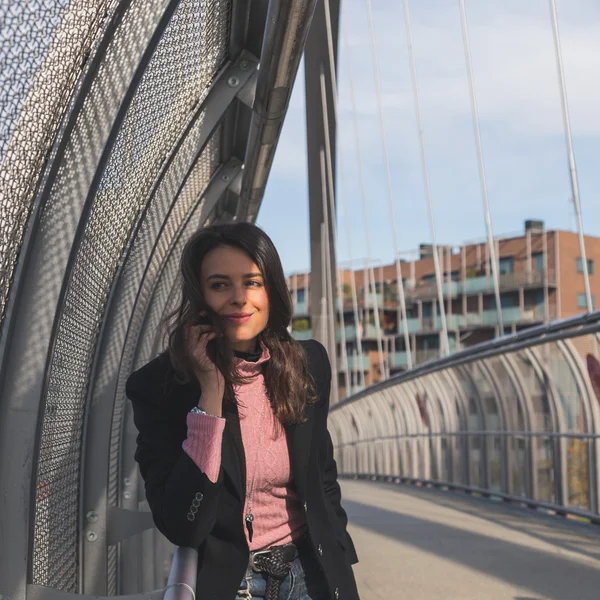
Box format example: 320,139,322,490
237,0,319,221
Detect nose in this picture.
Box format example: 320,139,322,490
231,284,247,306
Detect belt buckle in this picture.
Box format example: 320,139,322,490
250,549,271,572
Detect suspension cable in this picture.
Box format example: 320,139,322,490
323,0,367,390
342,13,387,380
402,0,450,356
364,0,413,369
319,148,340,404
548,0,592,313
458,0,504,334
319,67,351,395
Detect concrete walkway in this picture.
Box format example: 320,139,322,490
341,480,600,600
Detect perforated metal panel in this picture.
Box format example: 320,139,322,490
31,0,231,589
132,170,221,371
105,128,221,592
108,127,222,508
0,0,116,327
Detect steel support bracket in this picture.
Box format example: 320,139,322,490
106,506,155,546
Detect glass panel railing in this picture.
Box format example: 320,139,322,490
399,318,421,335
339,324,382,341
463,276,491,294
293,301,307,315
462,271,556,295
291,329,312,340
342,354,370,371
365,292,383,307
389,352,408,368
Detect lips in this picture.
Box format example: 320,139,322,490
224,313,253,325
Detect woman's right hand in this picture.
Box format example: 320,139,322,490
185,322,225,415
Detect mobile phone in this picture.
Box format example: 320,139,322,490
195,314,211,326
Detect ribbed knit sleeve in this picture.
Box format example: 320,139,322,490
182,413,226,483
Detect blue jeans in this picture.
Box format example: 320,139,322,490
235,545,330,600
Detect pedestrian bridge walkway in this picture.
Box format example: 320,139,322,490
343,480,600,600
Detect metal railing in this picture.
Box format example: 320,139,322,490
404,269,557,302
330,311,600,521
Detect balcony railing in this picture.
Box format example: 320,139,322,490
405,269,557,302
292,305,555,343
293,271,558,315
291,329,312,340
341,354,371,371
293,300,308,315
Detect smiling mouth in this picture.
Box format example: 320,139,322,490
224,313,253,324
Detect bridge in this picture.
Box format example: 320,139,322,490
1,1,599,599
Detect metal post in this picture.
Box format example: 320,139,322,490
555,232,561,319
543,230,550,322
461,245,467,320
305,0,340,369
320,149,340,404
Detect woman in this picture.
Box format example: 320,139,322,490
126,222,359,600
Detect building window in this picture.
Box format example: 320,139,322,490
490,293,517,309
535,290,544,308
577,293,596,309
296,288,305,303
576,257,594,275
423,274,435,285
532,252,544,272
499,257,514,275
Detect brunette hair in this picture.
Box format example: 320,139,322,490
162,222,315,424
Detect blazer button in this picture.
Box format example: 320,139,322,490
317,544,323,556
190,505,198,514
192,498,201,507
195,492,203,501
187,512,195,521
303,502,308,512
334,587,339,599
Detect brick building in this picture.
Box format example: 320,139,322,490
288,221,600,398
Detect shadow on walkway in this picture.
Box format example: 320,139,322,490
376,482,600,563
343,484,600,600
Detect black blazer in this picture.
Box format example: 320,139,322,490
126,339,359,600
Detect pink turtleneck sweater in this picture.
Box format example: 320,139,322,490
182,344,306,551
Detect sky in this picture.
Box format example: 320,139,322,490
256,0,600,275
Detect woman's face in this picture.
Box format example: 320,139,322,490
200,245,270,352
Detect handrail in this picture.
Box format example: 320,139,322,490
164,547,198,600
25,548,197,600
332,309,600,410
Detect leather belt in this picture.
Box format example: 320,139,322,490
250,542,298,600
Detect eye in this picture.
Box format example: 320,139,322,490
210,282,227,290
247,280,263,287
